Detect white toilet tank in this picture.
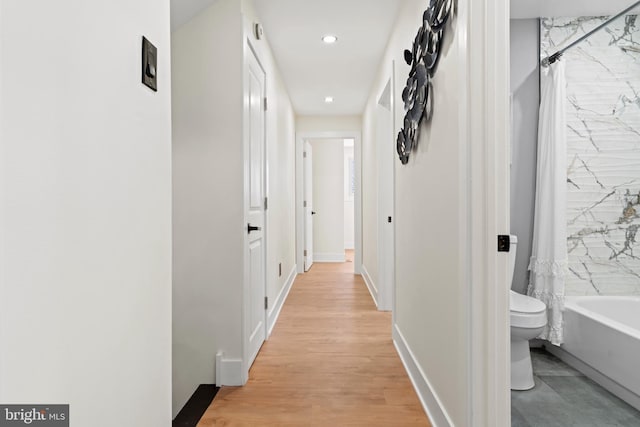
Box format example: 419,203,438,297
509,235,518,283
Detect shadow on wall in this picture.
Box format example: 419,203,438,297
510,18,540,294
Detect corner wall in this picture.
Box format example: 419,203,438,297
171,0,244,415
0,1,172,426
172,0,297,415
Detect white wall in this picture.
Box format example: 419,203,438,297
310,139,345,261
362,0,474,424
510,19,540,294
391,2,466,420
172,0,244,415
344,144,355,249
264,56,297,317
0,1,172,426
297,116,362,133
172,0,296,415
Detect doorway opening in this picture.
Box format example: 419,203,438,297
302,137,356,272
296,131,362,276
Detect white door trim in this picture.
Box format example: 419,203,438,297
462,0,511,424
242,38,268,384
390,60,397,325
296,131,362,275
376,67,395,313
303,141,314,271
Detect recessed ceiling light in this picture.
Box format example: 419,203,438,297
325,96,334,103
322,35,338,44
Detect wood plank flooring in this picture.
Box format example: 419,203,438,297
197,255,431,426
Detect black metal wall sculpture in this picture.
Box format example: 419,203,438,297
397,0,453,164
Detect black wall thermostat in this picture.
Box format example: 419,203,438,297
142,36,157,91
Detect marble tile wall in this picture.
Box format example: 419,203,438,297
541,16,640,295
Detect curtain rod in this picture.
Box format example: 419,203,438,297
541,0,640,66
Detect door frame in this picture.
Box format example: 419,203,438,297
375,66,396,313
303,141,313,271
463,0,511,424
296,131,362,275
242,38,268,384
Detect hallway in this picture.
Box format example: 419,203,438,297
1,1,513,424
197,258,431,426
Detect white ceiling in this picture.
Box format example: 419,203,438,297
511,0,640,19
171,0,640,114
252,0,403,116
171,0,403,115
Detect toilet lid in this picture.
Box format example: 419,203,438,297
510,290,546,313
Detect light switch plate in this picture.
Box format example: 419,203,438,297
142,36,157,92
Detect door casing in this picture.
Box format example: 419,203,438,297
376,74,395,313
303,141,314,271
242,39,267,383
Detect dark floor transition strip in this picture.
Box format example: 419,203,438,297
173,384,219,427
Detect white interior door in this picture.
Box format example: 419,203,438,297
246,47,266,367
377,80,395,311
304,141,314,271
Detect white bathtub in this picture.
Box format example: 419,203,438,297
546,296,640,410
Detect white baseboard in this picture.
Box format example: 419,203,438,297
267,265,297,337
345,242,354,250
544,344,640,411
215,352,245,386
313,252,346,262
361,264,378,307
393,324,453,427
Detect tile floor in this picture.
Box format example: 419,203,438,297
511,348,640,427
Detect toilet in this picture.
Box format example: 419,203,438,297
509,235,547,391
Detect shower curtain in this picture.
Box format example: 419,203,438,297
528,60,568,346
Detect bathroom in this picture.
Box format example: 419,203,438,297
509,0,640,425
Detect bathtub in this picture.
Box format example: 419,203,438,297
546,296,640,411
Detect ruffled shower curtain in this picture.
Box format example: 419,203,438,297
527,60,568,346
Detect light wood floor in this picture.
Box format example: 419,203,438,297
197,255,431,426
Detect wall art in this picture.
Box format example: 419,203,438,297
397,0,453,164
